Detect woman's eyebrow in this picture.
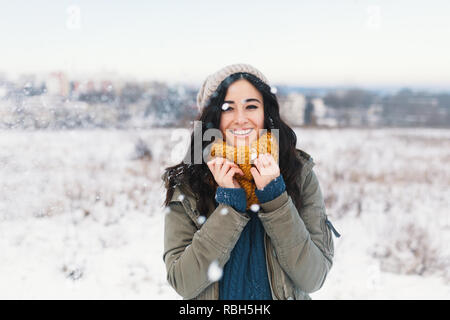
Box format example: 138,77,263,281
223,98,261,104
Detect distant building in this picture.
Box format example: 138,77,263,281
366,104,383,127
313,97,338,127
280,92,306,126
46,72,69,96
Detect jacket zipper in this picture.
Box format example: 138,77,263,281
265,233,281,300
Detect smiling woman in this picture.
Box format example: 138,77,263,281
162,63,338,300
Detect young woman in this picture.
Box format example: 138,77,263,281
162,63,339,300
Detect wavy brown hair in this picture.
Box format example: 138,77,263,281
162,72,304,216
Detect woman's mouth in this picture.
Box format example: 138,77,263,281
229,128,253,136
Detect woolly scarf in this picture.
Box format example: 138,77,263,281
210,131,279,210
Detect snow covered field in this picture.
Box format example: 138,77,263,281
0,128,449,299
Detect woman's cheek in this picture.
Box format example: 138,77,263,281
219,116,230,134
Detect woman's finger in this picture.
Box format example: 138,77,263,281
257,154,267,172
224,167,241,180
256,155,265,168
230,162,240,169
215,157,225,167
232,165,244,176
261,154,270,167
219,160,235,178
254,156,264,172
250,167,263,188
226,167,244,188
250,166,260,178
213,157,225,176
265,153,275,165
265,154,280,176
207,159,217,174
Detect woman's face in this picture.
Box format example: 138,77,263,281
219,79,265,147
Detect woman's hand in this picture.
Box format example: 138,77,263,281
207,157,244,189
250,153,280,190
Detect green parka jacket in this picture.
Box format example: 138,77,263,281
163,149,335,300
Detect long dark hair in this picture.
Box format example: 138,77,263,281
162,72,303,216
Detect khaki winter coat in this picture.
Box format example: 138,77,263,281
163,149,334,300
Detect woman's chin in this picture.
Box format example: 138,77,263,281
226,133,258,147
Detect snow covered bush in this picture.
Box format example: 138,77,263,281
371,220,449,281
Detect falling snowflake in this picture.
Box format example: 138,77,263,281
270,86,277,94
220,208,228,215
221,103,230,111
250,204,260,212
250,152,257,161
197,215,206,225
207,260,223,282
178,194,185,201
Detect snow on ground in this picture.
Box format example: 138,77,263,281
0,128,448,299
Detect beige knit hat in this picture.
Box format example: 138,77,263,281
196,63,270,111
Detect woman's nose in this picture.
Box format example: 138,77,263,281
233,108,247,124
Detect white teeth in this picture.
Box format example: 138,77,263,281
231,129,252,135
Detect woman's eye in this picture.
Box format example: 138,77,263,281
247,105,258,109
221,104,233,111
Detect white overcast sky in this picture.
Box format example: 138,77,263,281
1,0,450,88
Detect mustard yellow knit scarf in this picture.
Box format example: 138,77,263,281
210,131,279,210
